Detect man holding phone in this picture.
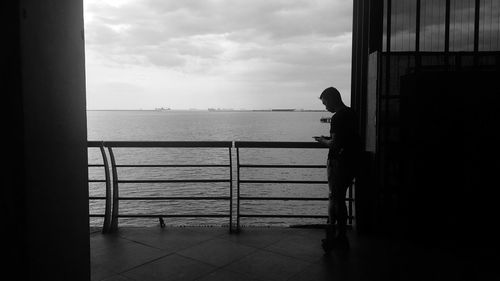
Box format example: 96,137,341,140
314,87,361,252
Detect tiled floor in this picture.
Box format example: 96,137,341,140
90,226,497,281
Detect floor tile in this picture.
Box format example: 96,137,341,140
224,250,311,281
286,228,326,240
117,227,220,253
91,261,117,281
264,233,325,262
287,262,349,281
194,268,260,281
90,232,127,255
121,254,215,281
177,238,257,267
187,226,232,237
219,227,291,249
100,274,136,281
91,237,167,274
90,227,489,281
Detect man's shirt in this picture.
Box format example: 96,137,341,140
328,106,361,162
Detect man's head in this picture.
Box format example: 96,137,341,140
319,87,343,113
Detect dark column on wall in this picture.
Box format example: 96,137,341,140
474,0,480,52
351,0,367,138
351,0,360,109
351,0,384,235
444,0,451,52
351,0,383,142
369,0,384,53
2,1,90,280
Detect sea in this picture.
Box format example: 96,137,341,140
87,110,335,227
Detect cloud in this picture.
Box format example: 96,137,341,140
84,0,352,67
84,0,353,109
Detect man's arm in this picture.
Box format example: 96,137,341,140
315,121,346,158
315,134,334,148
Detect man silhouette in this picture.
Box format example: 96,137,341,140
314,87,360,252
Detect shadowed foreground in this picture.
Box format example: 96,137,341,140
90,227,496,281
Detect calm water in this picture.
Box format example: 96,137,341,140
87,110,334,227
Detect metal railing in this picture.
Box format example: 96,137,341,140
88,141,233,233
88,141,355,233
88,141,112,233
235,141,354,231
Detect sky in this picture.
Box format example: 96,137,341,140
84,0,353,110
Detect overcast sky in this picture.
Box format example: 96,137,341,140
84,0,353,110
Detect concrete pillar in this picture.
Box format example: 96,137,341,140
2,1,90,280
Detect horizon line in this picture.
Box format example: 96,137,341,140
86,108,328,111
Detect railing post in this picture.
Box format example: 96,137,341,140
229,145,233,233
99,142,112,233
107,146,119,232
236,147,241,232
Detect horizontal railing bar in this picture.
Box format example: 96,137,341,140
88,180,107,183
239,180,328,184
89,214,106,217
239,164,326,168
89,141,330,148
118,179,231,183
117,214,229,218
235,141,328,148
118,196,230,200
240,214,329,218
116,164,229,168
288,224,353,229
240,197,354,201
89,197,106,200
87,141,104,147
240,197,327,201
102,141,232,148
88,164,105,167
240,214,355,219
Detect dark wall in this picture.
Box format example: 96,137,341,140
1,1,27,279
2,1,90,280
350,0,384,235
400,71,500,249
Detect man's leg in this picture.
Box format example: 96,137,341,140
333,182,348,238
330,161,353,250
322,163,336,252
326,185,336,239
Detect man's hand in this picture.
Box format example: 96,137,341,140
313,136,330,146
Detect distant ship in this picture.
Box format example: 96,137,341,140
320,117,331,123
208,108,237,112
155,107,171,111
